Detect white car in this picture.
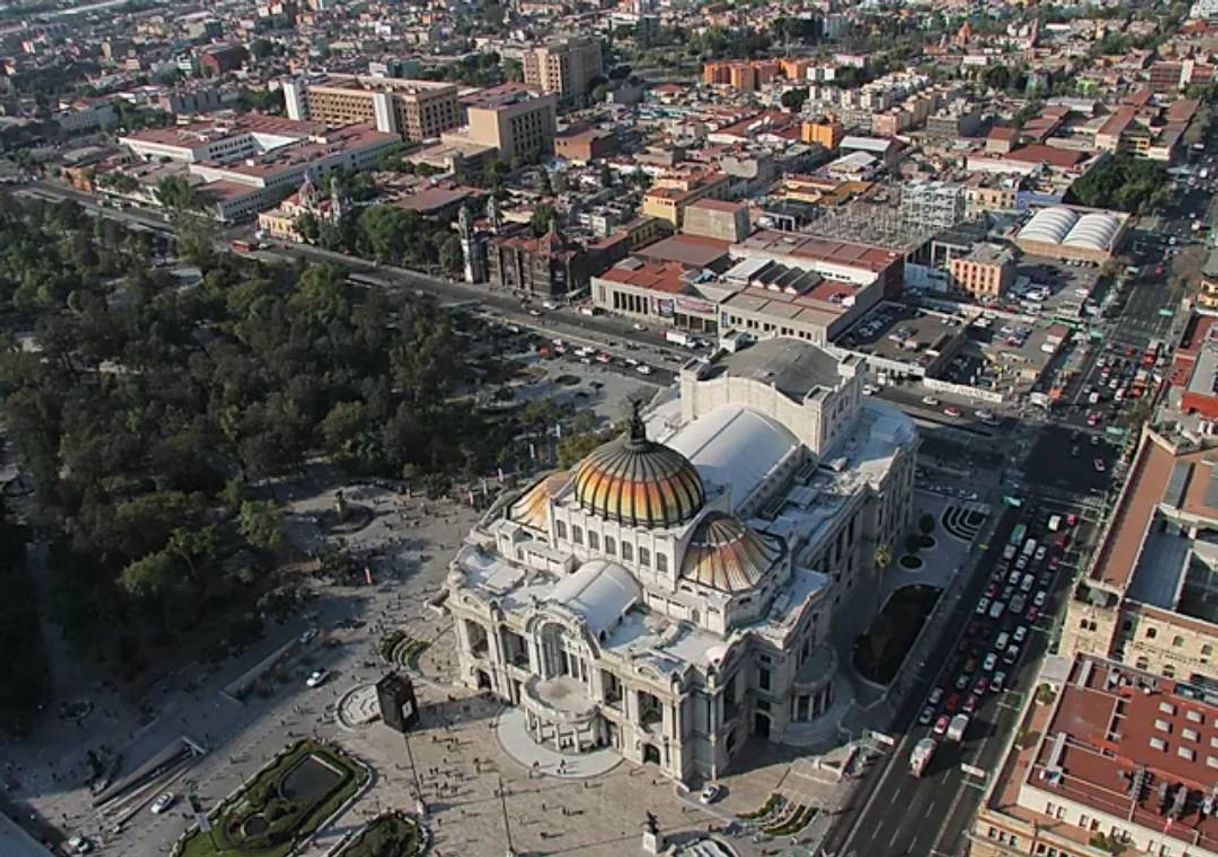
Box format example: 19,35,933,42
982,653,998,672
921,396,940,406
306,668,330,688
1013,625,1028,644
700,783,723,804
299,627,319,645
151,792,176,814
991,672,1007,693
635,364,653,375
975,596,991,615
862,384,877,396
1034,590,1048,608
68,837,95,854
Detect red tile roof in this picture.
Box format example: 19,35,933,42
1006,143,1087,169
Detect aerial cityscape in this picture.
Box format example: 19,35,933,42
1,0,1218,855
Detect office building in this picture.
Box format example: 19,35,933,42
523,38,603,100
282,75,462,141
446,83,558,163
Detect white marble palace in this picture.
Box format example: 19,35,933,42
445,337,919,783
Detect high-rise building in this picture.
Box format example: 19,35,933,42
452,83,558,163
280,75,462,141
522,38,603,101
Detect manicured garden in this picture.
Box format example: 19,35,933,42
176,740,367,857
337,813,424,857
853,585,942,685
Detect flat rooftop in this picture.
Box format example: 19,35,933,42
1025,656,1218,853
735,229,902,274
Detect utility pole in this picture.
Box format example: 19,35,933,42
498,775,516,857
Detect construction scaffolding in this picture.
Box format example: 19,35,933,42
802,197,940,251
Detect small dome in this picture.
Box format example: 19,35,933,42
680,512,784,593
573,404,705,529
510,471,570,530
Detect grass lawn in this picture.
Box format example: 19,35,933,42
853,585,942,685
177,740,367,857
337,813,423,857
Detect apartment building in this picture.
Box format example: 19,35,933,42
949,243,1015,299
970,654,1218,857
1200,250,1218,311
1060,426,1218,687
641,171,731,227
522,38,603,101
447,82,558,163
282,75,461,142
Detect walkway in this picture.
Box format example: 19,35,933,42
493,708,622,779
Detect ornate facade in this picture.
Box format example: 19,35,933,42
446,338,918,783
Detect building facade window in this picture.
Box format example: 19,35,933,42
556,520,567,539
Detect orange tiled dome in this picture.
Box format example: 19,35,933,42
680,512,784,593
574,407,705,529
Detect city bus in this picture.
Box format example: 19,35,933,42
1009,522,1028,548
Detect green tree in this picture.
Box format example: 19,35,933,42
439,234,463,273
155,175,198,211
919,513,935,535
873,543,892,571
780,87,808,113
239,500,283,552
531,203,558,236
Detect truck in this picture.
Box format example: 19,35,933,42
665,330,693,348
1048,514,1062,532
947,713,970,742
910,737,936,778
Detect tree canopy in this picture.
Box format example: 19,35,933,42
0,195,523,697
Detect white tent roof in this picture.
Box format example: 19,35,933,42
547,559,639,633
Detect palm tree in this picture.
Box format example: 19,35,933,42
873,543,893,573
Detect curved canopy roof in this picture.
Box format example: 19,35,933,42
1019,206,1078,244
680,512,785,593
1062,212,1121,251
1018,206,1121,252
547,559,639,633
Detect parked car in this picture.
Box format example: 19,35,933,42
962,694,979,714
928,687,944,706
700,784,723,804
306,668,330,688
982,653,998,672
955,673,971,691
151,792,176,814
991,672,1007,693
919,706,935,725
1094,458,1107,473
1013,625,1029,644
933,715,951,736
1034,590,1048,608
975,596,991,615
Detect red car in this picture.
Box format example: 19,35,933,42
963,694,979,714
933,715,951,736
943,406,962,418
985,581,999,597
944,692,961,713
973,676,989,695
1026,606,1040,623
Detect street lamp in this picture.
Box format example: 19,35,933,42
497,775,516,857
402,730,426,818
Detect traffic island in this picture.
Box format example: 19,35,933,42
175,739,368,857
335,812,427,857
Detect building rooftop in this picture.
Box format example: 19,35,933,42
704,337,847,402
735,229,903,274
1022,656,1218,853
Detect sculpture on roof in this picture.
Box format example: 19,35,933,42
457,203,473,239
486,194,503,232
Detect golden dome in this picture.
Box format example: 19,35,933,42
680,512,784,593
510,471,570,530
573,405,705,529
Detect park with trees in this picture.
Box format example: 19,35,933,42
0,194,551,725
